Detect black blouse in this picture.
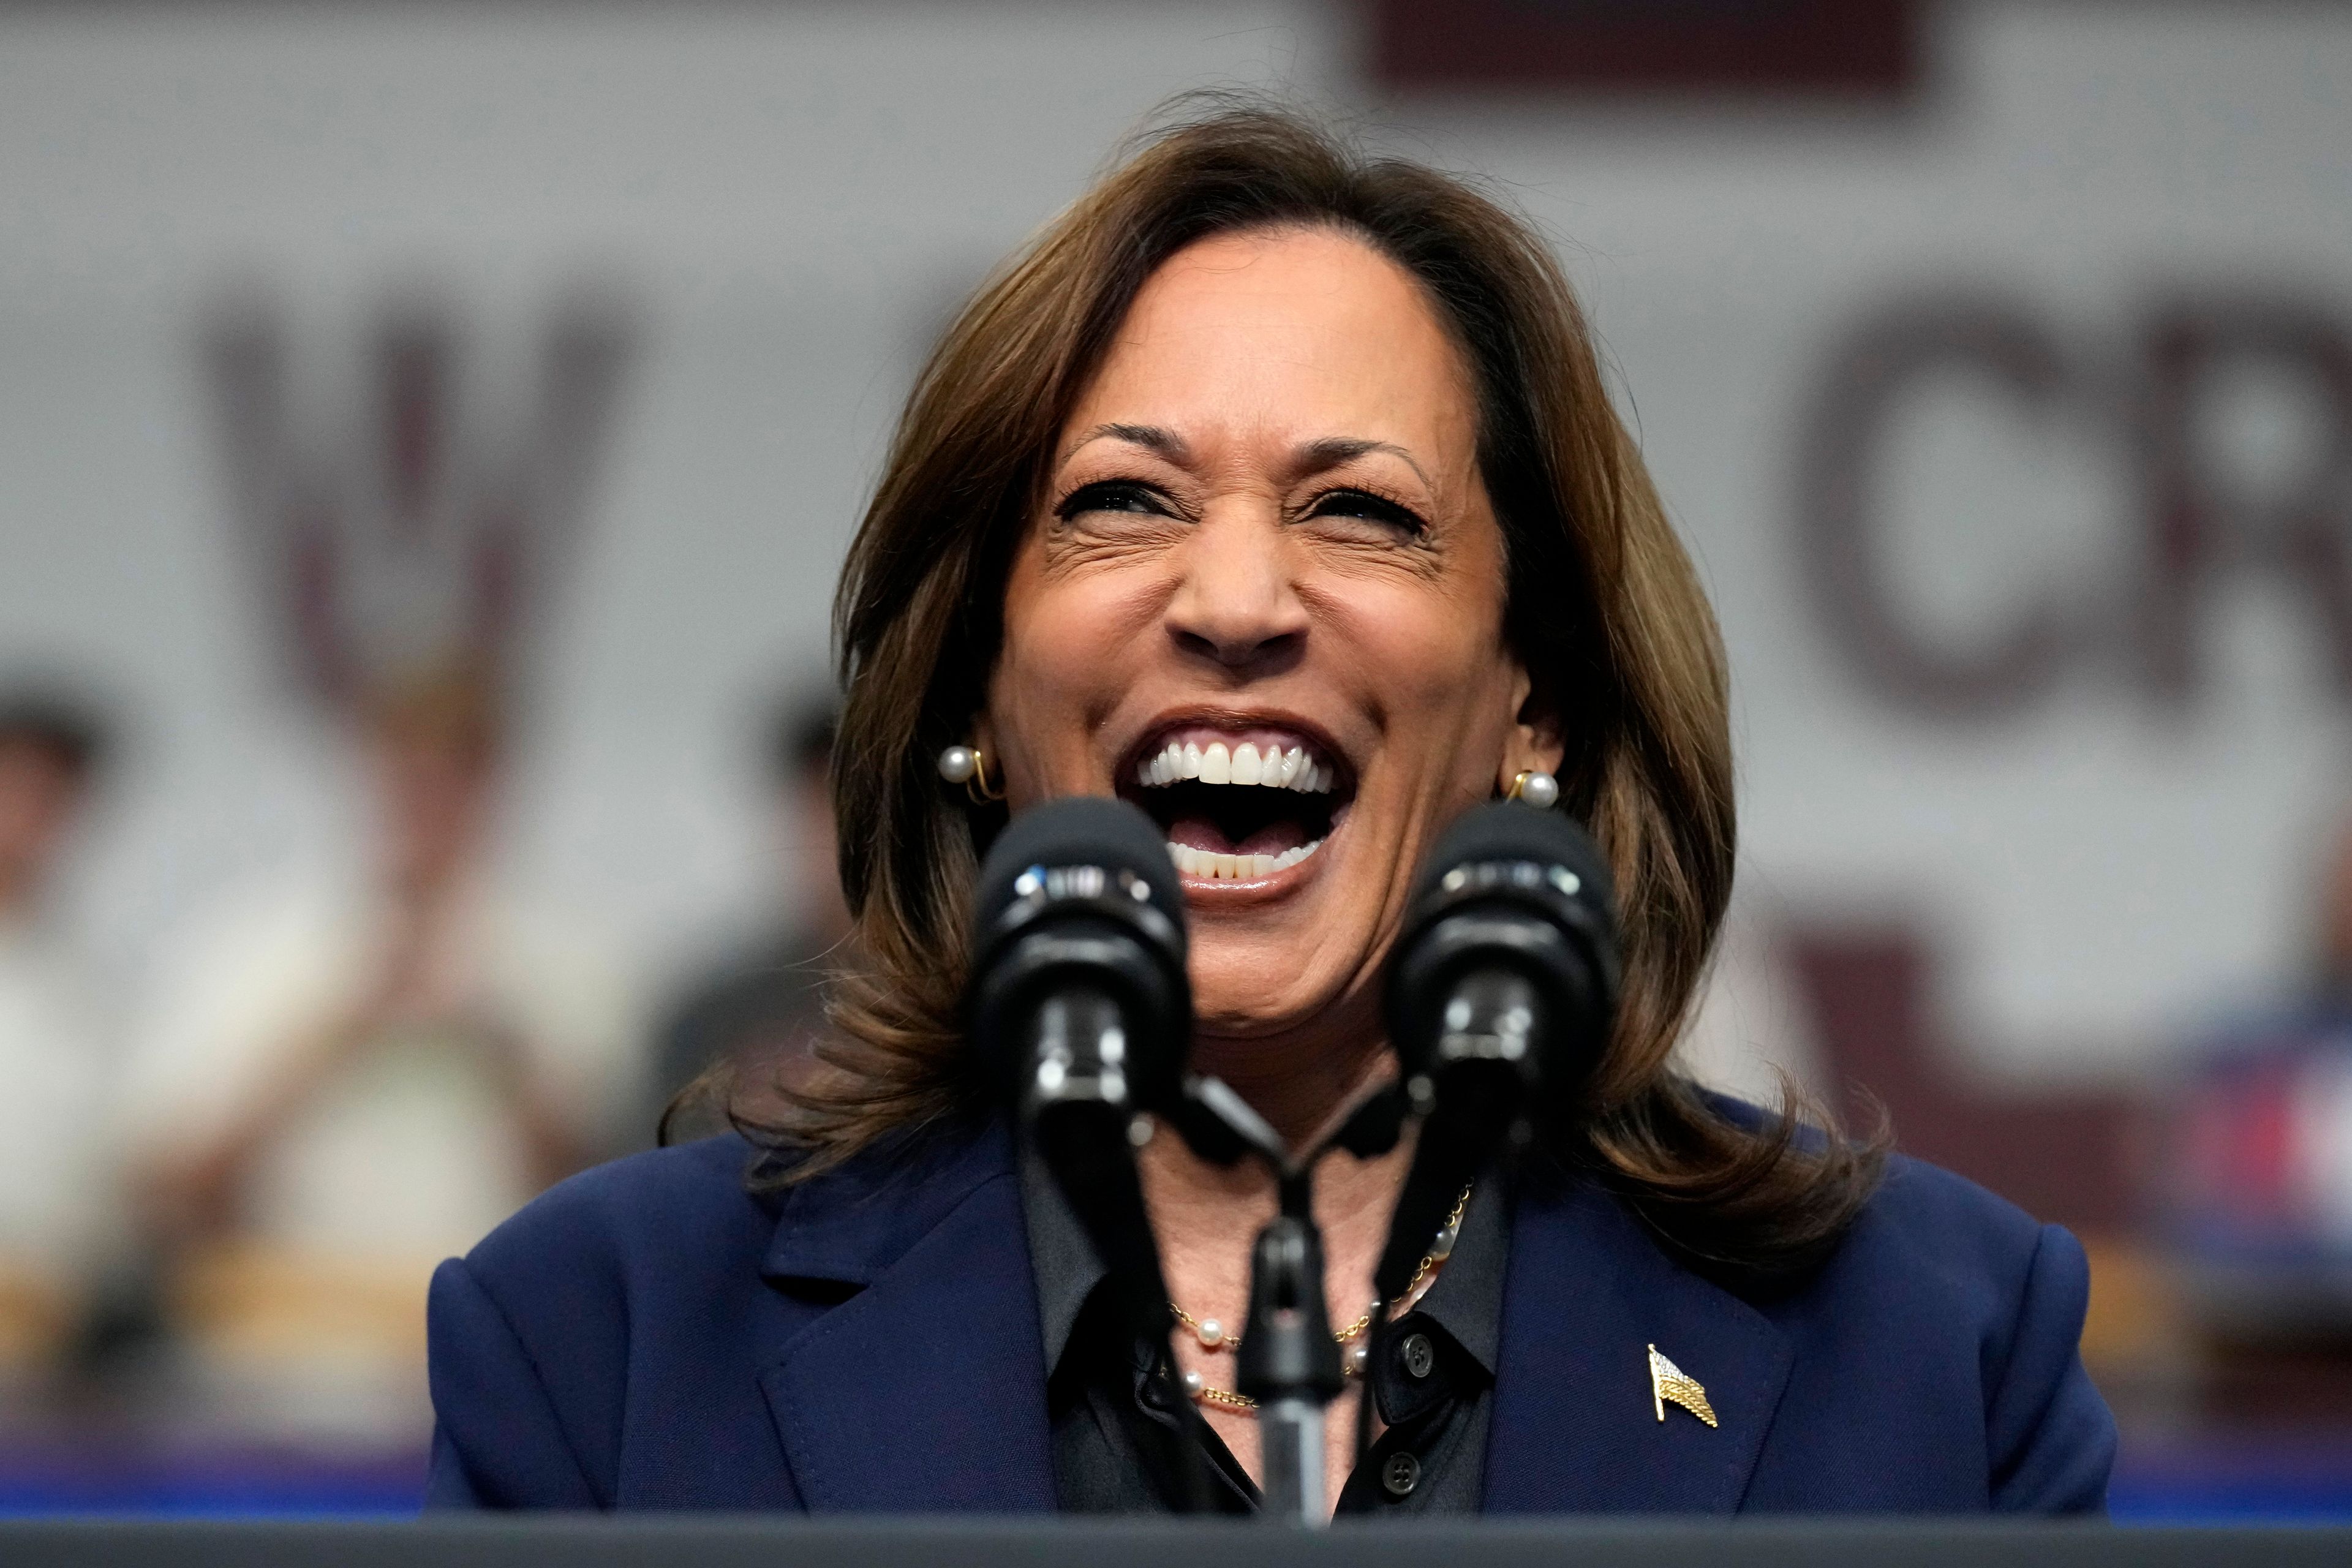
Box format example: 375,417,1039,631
1018,1143,1508,1514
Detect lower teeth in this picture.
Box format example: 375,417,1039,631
1166,839,1323,881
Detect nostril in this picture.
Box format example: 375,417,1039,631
1172,627,1220,662
1171,623,1303,672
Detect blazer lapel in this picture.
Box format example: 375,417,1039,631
1483,1173,1793,1515
756,1118,1058,1513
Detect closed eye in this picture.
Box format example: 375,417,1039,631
1305,487,1428,537
1054,479,1177,522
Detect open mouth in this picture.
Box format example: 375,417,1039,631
1118,726,1352,883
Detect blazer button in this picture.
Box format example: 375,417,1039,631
1399,1332,1435,1379
1381,1450,1421,1498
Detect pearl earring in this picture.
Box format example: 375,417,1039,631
937,743,1005,803
1507,769,1559,810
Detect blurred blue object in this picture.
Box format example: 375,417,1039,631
0,1440,423,1518
2112,1436,2352,1524
1,1433,2348,1522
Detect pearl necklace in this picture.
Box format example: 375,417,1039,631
1168,1184,1472,1413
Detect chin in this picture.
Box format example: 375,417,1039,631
1184,930,1376,1044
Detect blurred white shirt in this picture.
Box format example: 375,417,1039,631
121,870,643,1268
0,914,116,1287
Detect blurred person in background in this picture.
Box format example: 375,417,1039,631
2169,809,2352,1338
649,693,850,1137
119,663,639,1427
0,690,118,1380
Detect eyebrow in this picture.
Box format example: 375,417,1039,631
1058,424,1433,489
1291,435,1432,490
1060,423,1191,467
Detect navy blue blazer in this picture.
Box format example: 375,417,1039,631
424,1118,2115,1513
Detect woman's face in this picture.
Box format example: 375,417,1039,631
989,225,1559,1041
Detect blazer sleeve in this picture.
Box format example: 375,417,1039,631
424,1255,603,1510
1986,1223,2117,1514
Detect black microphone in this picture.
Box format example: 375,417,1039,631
1375,802,1621,1303
968,795,1191,1134
965,796,1209,1506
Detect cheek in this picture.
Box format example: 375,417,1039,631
1321,570,1515,752
1002,582,1142,700
991,553,1162,769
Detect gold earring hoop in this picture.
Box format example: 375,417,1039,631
937,743,1006,804
971,747,1005,803
1507,769,1560,810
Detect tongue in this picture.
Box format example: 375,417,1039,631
1166,813,1309,858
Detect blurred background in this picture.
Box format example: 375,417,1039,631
1,0,2348,1524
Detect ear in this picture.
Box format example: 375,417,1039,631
1496,662,1565,796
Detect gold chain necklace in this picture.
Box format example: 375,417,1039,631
1170,1183,1472,1414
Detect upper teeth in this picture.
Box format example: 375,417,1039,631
1136,739,1334,793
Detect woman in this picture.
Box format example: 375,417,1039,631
425,105,2115,1516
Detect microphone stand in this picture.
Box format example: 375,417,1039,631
1170,1077,1403,1527
1236,1165,1341,1525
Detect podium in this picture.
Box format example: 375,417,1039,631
0,1518,2346,1566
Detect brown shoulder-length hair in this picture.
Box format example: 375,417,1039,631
714,100,1882,1282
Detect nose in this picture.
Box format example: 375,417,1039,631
1164,513,1310,674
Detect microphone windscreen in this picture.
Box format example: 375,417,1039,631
972,795,1185,937
1409,801,1616,918
1389,801,1623,1096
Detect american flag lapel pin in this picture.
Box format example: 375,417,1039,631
1648,1344,1719,1428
